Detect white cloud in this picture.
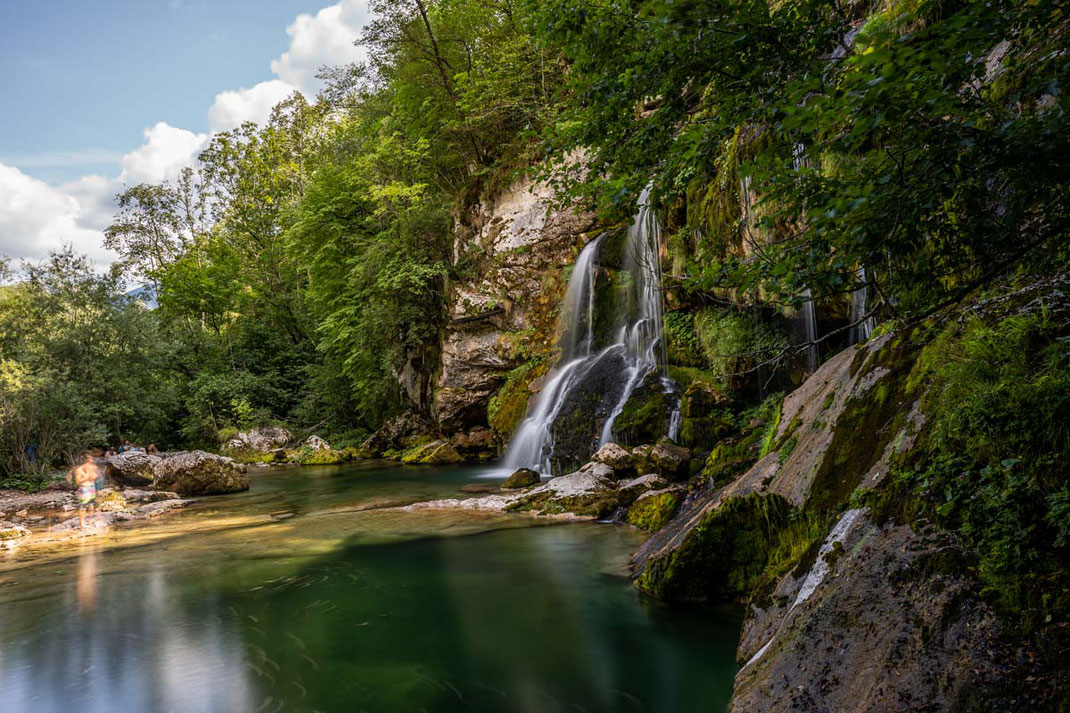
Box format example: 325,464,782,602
2,2,372,264
119,122,208,185
0,162,114,264
270,1,370,96
208,79,297,132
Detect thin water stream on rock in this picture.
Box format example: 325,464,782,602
0,463,741,712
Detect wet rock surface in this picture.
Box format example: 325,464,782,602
502,468,541,489
732,512,1044,712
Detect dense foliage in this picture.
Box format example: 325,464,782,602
532,0,1069,318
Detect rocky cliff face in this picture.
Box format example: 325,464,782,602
432,175,598,442
630,278,1068,710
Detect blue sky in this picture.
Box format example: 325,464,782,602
0,0,322,184
0,0,369,263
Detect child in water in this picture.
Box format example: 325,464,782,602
73,454,101,530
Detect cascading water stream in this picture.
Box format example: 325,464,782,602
801,288,819,372
501,187,678,475
849,266,875,345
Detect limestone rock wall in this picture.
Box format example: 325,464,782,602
432,175,598,437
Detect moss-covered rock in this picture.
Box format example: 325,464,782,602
627,490,683,531
590,442,635,474
650,437,692,480
401,440,463,465
612,373,675,445
488,361,547,439
503,468,541,489
634,493,806,602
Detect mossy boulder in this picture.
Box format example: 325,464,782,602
618,474,668,505
507,462,620,518
650,437,692,481
152,451,249,496
634,493,800,602
401,440,463,465
503,468,541,489
105,453,161,487
627,490,683,532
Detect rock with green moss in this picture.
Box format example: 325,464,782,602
503,468,541,489
618,474,668,505
626,490,683,532
510,462,620,518
401,440,463,465
650,437,692,480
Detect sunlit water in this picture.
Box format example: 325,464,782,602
0,463,741,712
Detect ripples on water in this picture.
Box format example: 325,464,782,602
0,463,741,712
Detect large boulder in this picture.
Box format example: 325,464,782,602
503,468,541,489
650,437,692,480
509,462,621,518
152,451,249,495
400,440,463,465
105,453,161,486
224,425,291,453
358,412,436,457
590,442,635,474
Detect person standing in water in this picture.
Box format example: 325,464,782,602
73,454,101,530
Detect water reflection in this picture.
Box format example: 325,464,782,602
0,465,741,713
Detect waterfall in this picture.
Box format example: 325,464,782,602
801,288,819,372
849,266,875,345
501,187,676,475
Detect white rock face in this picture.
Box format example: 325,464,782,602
304,435,330,451
225,426,292,453
433,172,597,434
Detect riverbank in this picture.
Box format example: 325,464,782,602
0,484,193,549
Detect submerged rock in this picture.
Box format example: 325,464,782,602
503,468,541,489
105,453,161,487
153,451,249,496
0,522,30,542
95,489,128,512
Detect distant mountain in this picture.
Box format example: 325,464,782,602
125,284,158,309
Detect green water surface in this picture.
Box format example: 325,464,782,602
0,463,741,712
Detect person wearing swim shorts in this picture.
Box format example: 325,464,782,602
73,454,101,530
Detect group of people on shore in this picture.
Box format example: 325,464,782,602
102,441,158,457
